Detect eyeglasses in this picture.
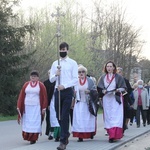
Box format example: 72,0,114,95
78,71,85,74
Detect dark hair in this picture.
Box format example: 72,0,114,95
59,42,69,50
30,70,39,77
117,67,123,71
103,60,117,74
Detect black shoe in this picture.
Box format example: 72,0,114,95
48,135,53,140
130,122,133,126
57,143,66,150
137,125,140,128
55,137,60,142
77,138,83,142
109,139,114,143
30,141,36,144
91,135,94,139
143,124,146,127
66,133,70,145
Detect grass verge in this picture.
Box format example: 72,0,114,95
0,115,17,122
0,108,102,122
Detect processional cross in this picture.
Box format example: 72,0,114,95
51,7,65,120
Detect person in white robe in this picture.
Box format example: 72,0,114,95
97,61,126,143
50,94,60,141
72,65,97,142
17,70,47,144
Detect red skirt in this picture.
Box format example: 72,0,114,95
73,131,96,139
22,131,39,141
107,127,123,140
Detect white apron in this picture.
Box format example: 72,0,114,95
22,83,41,133
50,95,60,127
103,77,123,129
72,81,96,132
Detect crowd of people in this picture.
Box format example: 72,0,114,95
16,42,150,150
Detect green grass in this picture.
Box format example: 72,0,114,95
0,115,17,122
0,108,103,122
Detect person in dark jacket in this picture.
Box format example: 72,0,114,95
43,70,56,140
144,81,150,125
117,67,133,133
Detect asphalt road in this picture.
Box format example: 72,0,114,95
1,114,150,150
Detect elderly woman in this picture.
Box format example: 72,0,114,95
72,65,97,142
132,79,149,127
17,70,47,144
97,61,126,143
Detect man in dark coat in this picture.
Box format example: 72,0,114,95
117,67,133,133
43,71,56,140
145,81,150,125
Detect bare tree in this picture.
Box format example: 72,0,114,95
89,1,144,79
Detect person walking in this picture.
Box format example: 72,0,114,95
50,42,78,150
48,71,60,142
43,70,55,140
97,61,126,143
129,83,137,126
145,81,150,125
50,93,61,142
44,70,60,142
132,79,149,127
116,67,133,132
72,65,97,142
17,70,47,144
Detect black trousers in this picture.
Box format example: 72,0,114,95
130,109,136,123
69,109,73,126
136,105,147,126
45,108,54,136
54,88,73,144
146,107,150,124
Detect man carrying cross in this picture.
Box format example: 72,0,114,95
50,42,78,150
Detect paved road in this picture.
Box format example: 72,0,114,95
1,114,150,150
116,132,150,150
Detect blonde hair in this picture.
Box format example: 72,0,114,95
137,79,144,85
78,65,87,74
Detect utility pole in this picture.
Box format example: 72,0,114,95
51,7,65,120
